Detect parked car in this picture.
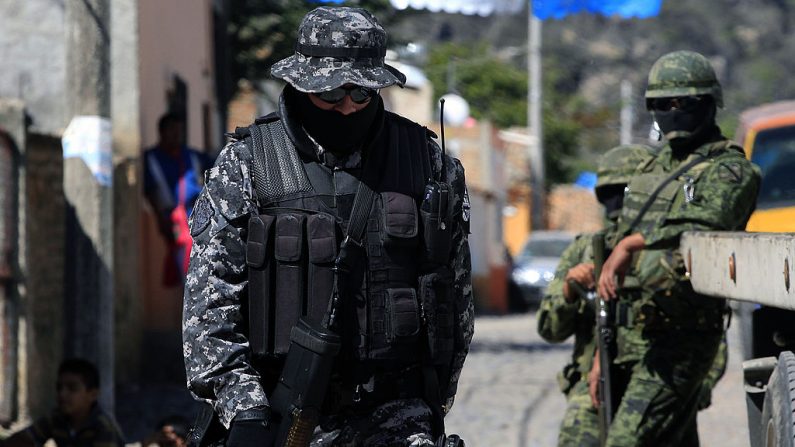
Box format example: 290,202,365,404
510,231,574,308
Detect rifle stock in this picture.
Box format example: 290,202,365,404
593,233,616,446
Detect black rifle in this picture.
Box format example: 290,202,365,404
593,233,617,446
269,318,341,446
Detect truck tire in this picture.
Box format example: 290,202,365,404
761,351,795,447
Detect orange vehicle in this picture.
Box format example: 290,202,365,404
735,100,795,232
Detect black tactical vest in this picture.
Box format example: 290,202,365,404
241,113,456,386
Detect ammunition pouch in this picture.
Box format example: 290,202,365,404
246,210,338,357
419,270,456,394
608,299,639,329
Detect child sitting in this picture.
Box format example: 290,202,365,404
2,358,124,447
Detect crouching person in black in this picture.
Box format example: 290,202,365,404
182,6,474,447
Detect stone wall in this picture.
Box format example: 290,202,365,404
547,185,604,234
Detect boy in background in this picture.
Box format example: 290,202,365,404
2,358,124,447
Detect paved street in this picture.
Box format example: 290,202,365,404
445,312,749,447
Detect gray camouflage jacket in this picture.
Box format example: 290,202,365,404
182,92,474,428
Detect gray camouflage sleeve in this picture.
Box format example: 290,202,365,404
442,153,474,413
182,140,268,428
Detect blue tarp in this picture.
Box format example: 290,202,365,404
533,0,663,19
574,171,598,189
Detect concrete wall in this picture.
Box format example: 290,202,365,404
0,2,67,137
112,0,143,386
25,133,66,420
138,0,217,151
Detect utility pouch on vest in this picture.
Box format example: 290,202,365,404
419,272,455,362
307,214,337,327
247,214,276,357
420,182,452,265
385,288,421,344
381,192,419,247
419,270,455,396
274,214,307,354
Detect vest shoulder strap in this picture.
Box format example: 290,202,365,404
247,120,312,206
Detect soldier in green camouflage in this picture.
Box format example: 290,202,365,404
538,144,654,447
595,50,761,446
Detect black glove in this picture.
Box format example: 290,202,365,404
436,434,465,447
226,408,275,447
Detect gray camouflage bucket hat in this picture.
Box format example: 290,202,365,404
271,6,406,93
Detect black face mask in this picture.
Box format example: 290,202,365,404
297,93,381,154
596,184,626,220
651,97,717,156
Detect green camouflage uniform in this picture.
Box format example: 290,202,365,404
539,145,654,447
605,51,761,447
538,233,599,447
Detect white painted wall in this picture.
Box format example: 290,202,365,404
138,0,216,151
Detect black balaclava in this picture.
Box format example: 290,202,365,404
652,96,719,158
296,91,381,154
596,184,626,221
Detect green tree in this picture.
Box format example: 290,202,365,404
426,42,592,185
426,43,527,129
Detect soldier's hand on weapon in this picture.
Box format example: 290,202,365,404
588,349,601,408
598,233,645,300
563,263,595,302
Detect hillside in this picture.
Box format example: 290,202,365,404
388,0,795,155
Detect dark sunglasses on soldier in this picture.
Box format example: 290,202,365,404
647,95,705,112
314,85,379,104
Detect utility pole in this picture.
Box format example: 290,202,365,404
528,2,545,231
64,0,114,413
620,79,633,145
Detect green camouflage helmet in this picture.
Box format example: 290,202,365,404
645,50,723,108
595,144,655,190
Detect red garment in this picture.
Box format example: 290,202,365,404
162,162,192,286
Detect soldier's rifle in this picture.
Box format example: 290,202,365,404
592,232,617,446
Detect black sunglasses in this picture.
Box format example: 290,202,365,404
314,85,378,104
648,96,705,112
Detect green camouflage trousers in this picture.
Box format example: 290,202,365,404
558,380,600,447
606,331,721,447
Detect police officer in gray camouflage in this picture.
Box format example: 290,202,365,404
182,6,474,447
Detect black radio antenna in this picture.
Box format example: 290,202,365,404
439,98,448,182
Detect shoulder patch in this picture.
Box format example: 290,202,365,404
718,162,743,183
461,188,471,234
190,194,214,237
